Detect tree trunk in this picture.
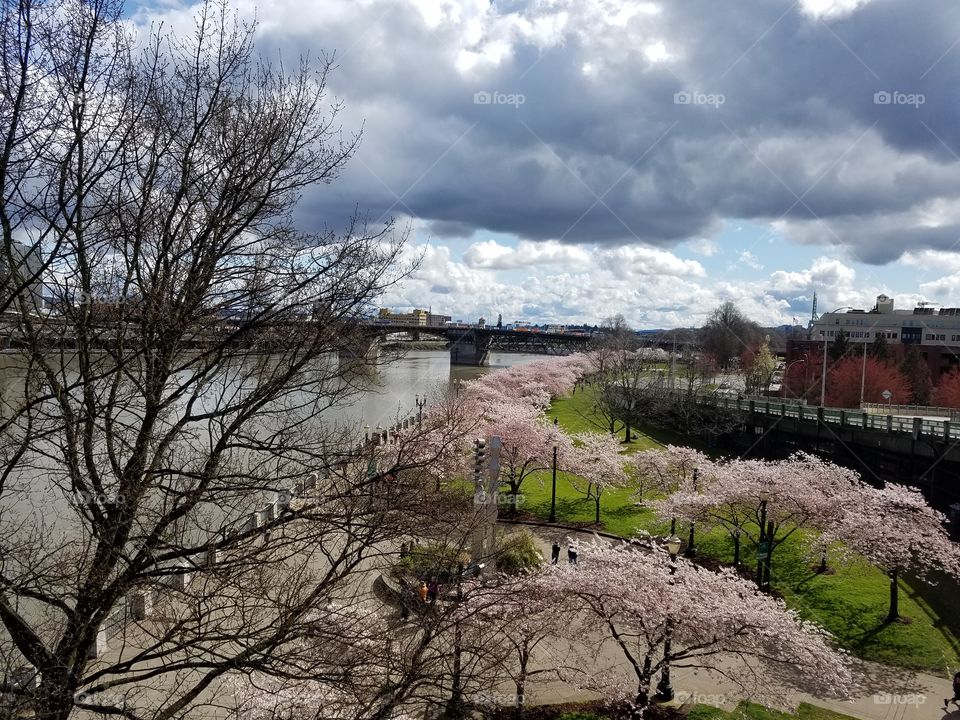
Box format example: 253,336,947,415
732,532,741,566
516,647,529,718
595,492,602,524
886,568,899,622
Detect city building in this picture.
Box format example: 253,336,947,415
376,308,451,327
789,294,960,379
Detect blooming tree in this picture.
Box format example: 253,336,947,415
651,454,858,582
535,542,852,716
464,575,568,716
821,482,960,622
629,445,711,505
567,432,630,524
481,400,572,510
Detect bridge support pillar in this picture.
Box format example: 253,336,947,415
449,331,490,366
339,336,380,370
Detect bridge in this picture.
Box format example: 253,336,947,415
0,311,596,366
355,324,594,366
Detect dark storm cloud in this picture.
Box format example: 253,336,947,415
273,0,960,262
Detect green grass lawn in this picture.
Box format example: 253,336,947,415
520,387,960,676
687,701,860,720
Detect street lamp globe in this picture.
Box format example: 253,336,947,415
665,535,682,557
759,489,769,503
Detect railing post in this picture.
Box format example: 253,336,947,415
945,420,951,442
912,417,922,440
839,410,846,427
886,415,893,432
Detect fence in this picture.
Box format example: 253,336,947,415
699,394,960,442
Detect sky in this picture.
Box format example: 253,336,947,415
128,0,960,329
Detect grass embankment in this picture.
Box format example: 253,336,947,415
687,702,859,720
517,387,960,675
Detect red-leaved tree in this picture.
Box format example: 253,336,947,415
933,367,960,408
824,356,910,409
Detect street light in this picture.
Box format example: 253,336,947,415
756,489,769,590
818,307,853,407
415,393,426,425
656,535,682,702
684,469,698,558
549,417,559,523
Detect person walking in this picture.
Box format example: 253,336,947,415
550,541,561,565
418,581,428,604
567,542,578,565
427,578,439,604
944,671,960,711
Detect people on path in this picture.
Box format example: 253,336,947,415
427,578,439,604
551,541,561,565
567,542,578,565
945,671,960,711
399,542,408,559
418,581,428,604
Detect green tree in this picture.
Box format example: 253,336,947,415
900,345,933,405
869,332,889,361
829,329,851,361
742,339,776,396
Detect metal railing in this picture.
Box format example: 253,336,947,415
698,394,960,442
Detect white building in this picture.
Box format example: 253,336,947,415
810,295,960,348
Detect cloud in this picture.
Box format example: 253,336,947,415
130,0,960,328
463,239,592,269
136,0,960,265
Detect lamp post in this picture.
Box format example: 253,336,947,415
415,393,426,425
819,307,853,407
549,417,559,523
684,469,698,558
756,489,769,590
655,535,682,702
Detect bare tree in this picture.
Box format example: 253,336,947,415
0,2,500,719
700,301,761,370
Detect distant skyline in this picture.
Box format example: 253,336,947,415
129,0,960,329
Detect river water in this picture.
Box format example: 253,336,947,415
340,349,544,429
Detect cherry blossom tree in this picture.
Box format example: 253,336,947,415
567,432,630,524
628,445,710,505
535,542,852,717
651,454,858,583
465,575,567,717
821,482,960,622
481,401,573,512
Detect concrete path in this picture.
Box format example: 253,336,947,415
501,522,959,720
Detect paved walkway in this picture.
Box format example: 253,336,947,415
502,522,959,720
